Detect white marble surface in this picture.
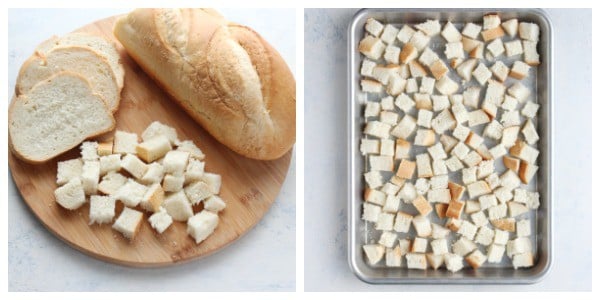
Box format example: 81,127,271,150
8,9,296,292
304,8,591,291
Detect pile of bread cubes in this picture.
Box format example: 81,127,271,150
358,14,541,272
53,121,226,244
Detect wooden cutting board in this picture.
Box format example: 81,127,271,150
8,15,293,267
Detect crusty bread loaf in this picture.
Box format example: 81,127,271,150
113,8,296,160
35,33,125,89
16,45,120,112
9,72,115,163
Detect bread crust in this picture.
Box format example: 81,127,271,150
114,9,295,160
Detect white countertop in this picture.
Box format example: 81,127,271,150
8,8,296,292
304,8,591,291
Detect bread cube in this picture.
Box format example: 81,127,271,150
97,141,113,156
414,129,436,147
441,21,462,42
512,252,534,269
121,153,148,180
364,171,383,189
136,135,172,163
362,203,381,223
98,171,127,195
112,207,144,240
411,237,428,253
523,40,540,65
444,253,464,273
416,19,441,36
113,131,138,154
431,108,457,134
89,195,116,225
416,153,433,178
176,140,206,161
80,141,99,161
417,109,433,128
412,195,432,216
486,38,505,57
56,158,83,185
508,82,531,102
487,244,506,263
187,210,219,244
378,231,397,248
505,40,524,57
391,116,416,139
148,207,173,234
363,244,385,265
488,203,508,220
163,150,190,175
204,195,226,212
386,246,403,267
54,178,86,210
393,211,413,233
359,36,386,60
466,249,487,269
115,179,148,207
452,236,477,256
519,22,539,42
81,160,100,195
412,215,432,237
510,61,531,80
481,26,505,42
474,225,494,245
462,22,482,39
99,154,121,176
397,25,416,43
139,183,164,213
409,31,431,51
406,253,428,269
458,220,478,240
472,63,492,85
163,191,194,222
163,173,186,193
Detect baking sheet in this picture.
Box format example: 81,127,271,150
347,8,553,284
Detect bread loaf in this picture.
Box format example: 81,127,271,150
113,8,295,160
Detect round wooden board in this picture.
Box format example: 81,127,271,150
8,15,293,267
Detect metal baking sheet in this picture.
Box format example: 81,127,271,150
347,8,553,284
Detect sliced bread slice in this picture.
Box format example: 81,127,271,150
9,72,115,163
16,45,120,112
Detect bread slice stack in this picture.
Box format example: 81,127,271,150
9,33,124,163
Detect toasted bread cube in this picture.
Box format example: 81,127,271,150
446,218,463,232
54,178,86,210
56,158,83,185
412,195,433,216
412,215,432,237
394,159,414,179
386,246,403,267
519,161,539,184
452,237,477,256
393,139,410,160
359,36,386,60
414,93,433,110
80,141,99,161
400,43,418,63
466,249,487,269
492,218,516,232
510,61,531,80
112,207,144,240
98,171,127,195
523,40,540,66
429,59,449,80
409,60,428,77
89,195,116,225
113,131,138,154
365,188,386,206
361,79,383,93
414,129,436,147
97,141,113,156
510,140,539,163
446,200,465,219
121,153,148,180
434,203,448,219
447,181,465,201
136,135,172,163
81,160,100,195
481,26,505,42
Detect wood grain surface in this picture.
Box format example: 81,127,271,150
8,15,293,267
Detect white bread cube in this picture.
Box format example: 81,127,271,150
463,86,481,109
450,94,463,105
488,144,506,160
98,171,127,195
471,210,490,228
444,156,463,172
419,76,436,94
414,178,431,195
427,188,451,204
381,182,401,195
504,40,524,57
501,111,521,128
519,161,539,184
380,110,399,125
184,158,206,184
465,200,481,214
485,79,506,106
395,139,411,160
359,36,386,60
490,61,509,82
394,93,415,113
187,210,219,244
475,225,494,245
451,142,470,160
139,183,164,212
176,140,205,161
458,220,478,240
397,25,416,43
507,237,532,257
141,162,165,184
508,82,531,102
430,222,450,239
113,131,138,154
362,203,382,223
442,21,462,42
400,43,419,64
508,201,529,217
419,48,440,67
522,101,540,119
414,129,436,147
431,96,450,113
417,109,433,128
487,38,505,57
412,215,432,237
81,160,100,195
376,212,395,231
112,207,144,240
481,26,505,42
462,151,482,167
406,253,427,269
364,101,381,118
521,119,539,145
393,211,413,233
483,13,501,30
431,108,457,134
56,158,83,185
89,195,116,225
361,79,383,93
416,19,441,36
364,171,384,188
483,120,504,140
414,93,433,110
462,166,477,185
185,181,213,205
121,153,148,180
364,244,385,265
115,178,148,207
472,63,492,85
450,104,468,126
54,178,86,210
148,207,173,234
378,231,397,248
477,159,495,179
80,141,99,161
416,153,433,178
510,140,539,163
444,42,464,59
383,194,401,213
365,188,386,205
398,239,412,254
481,101,498,119
409,31,431,51
502,95,519,111
501,126,520,148
466,249,487,269
204,195,227,212
468,110,490,127
494,187,514,204
364,121,391,139
510,61,531,80
405,78,418,93
136,136,172,163
500,169,522,190
386,74,407,96
360,59,377,77
462,22,482,39
502,19,519,37
365,18,384,36
380,24,400,44
386,246,403,267
411,237,428,253
430,175,448,190
452,237,477,257
523,40,540,65
427,143,447,161
463,36,483,52
426,253,444,270
466,131,485,149
488,203,508,220
98,142,113,156
440,134,458,152
444,253,464,273
379,139,395,157
487,244,506,263
372,65,393,85
163,173,185,192
99,154,121,176
381,96,395,112
163,150,190,175
467,181,491,198
479,194,498,210
408,60,428,77
512,252,534,269
456,58,477,81
519,22,539,42
369,155,394,172
143,121,179,145
391,116,417,139
517,219,532,237
163,190,194,221
485,173,501,190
